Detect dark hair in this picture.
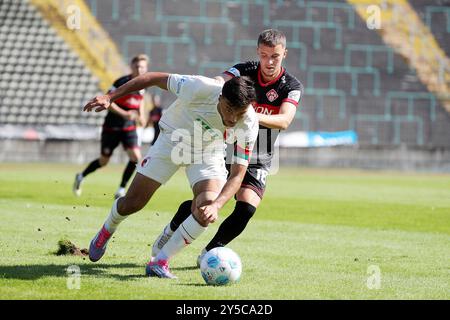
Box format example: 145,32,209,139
221,76,256,111
257,29,286,48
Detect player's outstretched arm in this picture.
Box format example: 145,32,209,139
257,101,297,130
83,72,170,113
198,163,248,223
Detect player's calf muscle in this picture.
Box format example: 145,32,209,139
117,197,143,215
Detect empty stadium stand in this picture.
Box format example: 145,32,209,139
86,0,450,149
0,0,103,129
0,0,449,169
411,0,450,57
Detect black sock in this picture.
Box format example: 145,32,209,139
169,200,193,232
81,159,102,177
205,201,256,251
120,161,137,188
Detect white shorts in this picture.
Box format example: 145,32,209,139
137,133,228,188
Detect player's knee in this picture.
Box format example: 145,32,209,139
129,153,140,163
130,156,139,163
99,156,110,166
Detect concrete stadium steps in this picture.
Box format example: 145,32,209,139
85,0,449,148
0,0,103,126
349,0,449,107
1,0,446,148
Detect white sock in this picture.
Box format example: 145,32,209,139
164,224,174,236
104,198,127,233
156,214,207,261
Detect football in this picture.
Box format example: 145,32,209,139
200,247,242,286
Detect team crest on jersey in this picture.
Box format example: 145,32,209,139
141,156,151,168
266,89,278,102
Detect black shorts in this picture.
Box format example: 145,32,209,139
227,163,269,199
101,129,139,157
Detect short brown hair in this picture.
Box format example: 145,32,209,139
257,29,286,48
131,54,149,65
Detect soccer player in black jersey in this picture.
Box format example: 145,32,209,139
150,29,304,264
147,94,163,146
73,54,149,199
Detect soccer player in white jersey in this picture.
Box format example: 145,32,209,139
83,72,259,278
150,29,304,266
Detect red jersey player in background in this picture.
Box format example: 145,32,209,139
146,93,163,146
73,54,149,199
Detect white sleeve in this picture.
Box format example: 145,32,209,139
232,116,259,166
167,74,218,101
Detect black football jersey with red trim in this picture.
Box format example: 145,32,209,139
103,75,144,131
225,61,304,167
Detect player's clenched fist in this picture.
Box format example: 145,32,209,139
83,95,111,112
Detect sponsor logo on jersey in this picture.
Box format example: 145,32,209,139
176,77,186,94
253,104,280,115
266,89,278,102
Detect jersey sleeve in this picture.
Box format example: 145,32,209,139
281,80,304,107
231,112,259,166
167,74,216,101
224,61,258,78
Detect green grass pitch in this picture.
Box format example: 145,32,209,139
0,163,449,299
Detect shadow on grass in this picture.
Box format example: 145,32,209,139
0,263,147,281
177,283,209,287
172,265,198,271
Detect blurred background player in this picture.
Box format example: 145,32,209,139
150,29,304,264
73,54,149,199
146,93,163,145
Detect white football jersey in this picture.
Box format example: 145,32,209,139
159,74,259,165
